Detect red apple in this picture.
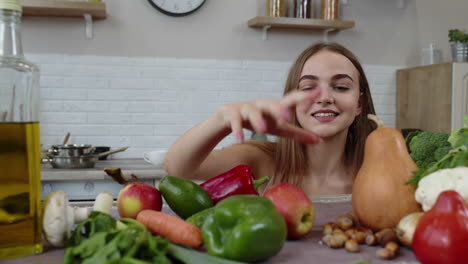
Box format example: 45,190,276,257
263,183,315,240
117,181,162,219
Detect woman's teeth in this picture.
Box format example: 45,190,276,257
313,113,337,117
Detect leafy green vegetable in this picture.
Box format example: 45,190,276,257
407,147,468,185
408,114,468,186
405,130,422,147
66,211,118,247
63,211,247,264
63,215,172,264
448,115,468,149
408,131,451,169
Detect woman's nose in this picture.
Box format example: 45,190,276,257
317,87,334,104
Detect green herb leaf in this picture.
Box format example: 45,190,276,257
408,147,468,185
408,114,468,185
66,211,117,247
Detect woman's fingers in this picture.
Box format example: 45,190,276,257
254,99,284,123
281,89,321,107
221,91,322,143
279,90,321,122
241,104,267,133
228,111,245,143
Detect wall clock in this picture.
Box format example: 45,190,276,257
147,0,207,17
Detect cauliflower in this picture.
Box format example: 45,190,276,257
415,167,468,211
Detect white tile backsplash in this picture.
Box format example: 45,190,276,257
31,53,401,159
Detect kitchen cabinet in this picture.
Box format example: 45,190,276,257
41,179,155,201
41,159,204,201
41,159,165,201
396,62,468,132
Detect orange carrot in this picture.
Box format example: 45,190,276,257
136,209,203,249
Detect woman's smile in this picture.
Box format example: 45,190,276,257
312,109,339,123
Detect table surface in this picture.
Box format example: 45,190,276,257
0,201,420,264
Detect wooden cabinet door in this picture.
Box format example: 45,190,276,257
396,63,453,133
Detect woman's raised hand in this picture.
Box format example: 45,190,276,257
217,90,321,144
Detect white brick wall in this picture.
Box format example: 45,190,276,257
29,53,401,159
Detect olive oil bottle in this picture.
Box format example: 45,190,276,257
0,0,42,260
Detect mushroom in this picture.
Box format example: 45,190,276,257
42,190,114,247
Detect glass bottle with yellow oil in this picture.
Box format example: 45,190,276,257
0,0,42,260
267,0,286,17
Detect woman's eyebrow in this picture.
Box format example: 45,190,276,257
331,74,354,82
299,75,318,81
299,74,354,82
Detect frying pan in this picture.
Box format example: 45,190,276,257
42,147,129,169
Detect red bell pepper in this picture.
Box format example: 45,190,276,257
412,190,468,264
200,164,270,205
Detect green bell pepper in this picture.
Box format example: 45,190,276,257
202,195,287,262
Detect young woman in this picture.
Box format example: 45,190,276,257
164,42,376,195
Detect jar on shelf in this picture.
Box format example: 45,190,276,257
267,0,286,17
294,0,313,19
321,0,339,20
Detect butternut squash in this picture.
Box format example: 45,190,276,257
352,114,422,231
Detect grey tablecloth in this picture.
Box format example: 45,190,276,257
0,201,420,264
263,201,419,264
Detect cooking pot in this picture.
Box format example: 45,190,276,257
42,147,129,169
47,144,95,157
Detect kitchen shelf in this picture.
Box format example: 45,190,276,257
21,0,107,39
22,0,106,19
248,16,355,40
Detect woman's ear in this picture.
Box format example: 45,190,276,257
356,92,363,116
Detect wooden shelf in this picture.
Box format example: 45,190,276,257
22,0,106,20
248,16,354,30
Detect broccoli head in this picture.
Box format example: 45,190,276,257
433,145,452,161
409,131,451,169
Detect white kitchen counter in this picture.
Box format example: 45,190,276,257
40,159,167,201
41,158,166,181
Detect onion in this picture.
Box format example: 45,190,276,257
395,211,424,247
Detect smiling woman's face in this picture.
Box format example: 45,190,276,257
295,50,362,138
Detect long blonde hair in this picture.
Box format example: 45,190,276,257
250,42,376,187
